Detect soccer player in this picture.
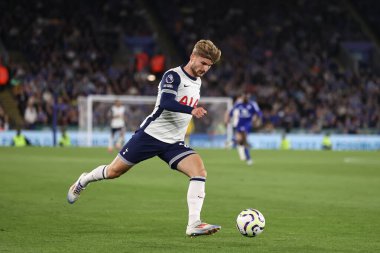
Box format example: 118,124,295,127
226,94,262,165
67,40,222,237
108,99,126,152
224,94,243,148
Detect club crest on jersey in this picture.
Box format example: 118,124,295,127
165,74,174,84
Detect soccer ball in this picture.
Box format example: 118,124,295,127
236,208,265,237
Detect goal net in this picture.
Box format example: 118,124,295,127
78,95,233,148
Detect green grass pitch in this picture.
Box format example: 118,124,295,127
0,147,379,253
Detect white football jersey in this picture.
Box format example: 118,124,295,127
141,66,201,143
110,105,126,128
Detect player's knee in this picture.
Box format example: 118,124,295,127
106,156,133,179
177,154,207,178
200,169,207,178
185,165,207,178
195,167,207,178
237,139,244,145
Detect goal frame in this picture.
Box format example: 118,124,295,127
79,95,234,147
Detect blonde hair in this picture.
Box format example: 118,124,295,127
192,39,221,64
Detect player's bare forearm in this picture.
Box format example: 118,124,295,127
191,107,207,118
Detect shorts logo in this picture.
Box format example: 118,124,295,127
179,142,189,148
122,148,128,155
165,74,174,84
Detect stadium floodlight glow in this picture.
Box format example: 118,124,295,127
147,74,156,82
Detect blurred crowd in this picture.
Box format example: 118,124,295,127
1,0,157,129
0,0,379,133
153,0,380,133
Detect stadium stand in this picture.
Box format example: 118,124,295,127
150,0,379,133
0,0,379,133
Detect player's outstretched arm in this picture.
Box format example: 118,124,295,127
160,92,207,118
160,92,194,114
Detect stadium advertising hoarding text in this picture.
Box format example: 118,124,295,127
0,131,380,150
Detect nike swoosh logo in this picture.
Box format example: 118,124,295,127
184,84,191,87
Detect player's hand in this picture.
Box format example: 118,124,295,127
191,107,207,118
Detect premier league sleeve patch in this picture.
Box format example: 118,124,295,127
161,71,181,92
166,74,174,84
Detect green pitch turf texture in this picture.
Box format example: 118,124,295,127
0,147,379,253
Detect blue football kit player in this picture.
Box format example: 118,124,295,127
228,94,262,165
67,40,222,237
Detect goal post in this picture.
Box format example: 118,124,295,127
78,95,234,147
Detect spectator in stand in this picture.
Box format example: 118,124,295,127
150,51,166,79
24,99,37,129
0,105,9,131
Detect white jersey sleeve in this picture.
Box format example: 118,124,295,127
139,66,201,143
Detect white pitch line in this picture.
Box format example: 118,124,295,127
343,157,380,165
